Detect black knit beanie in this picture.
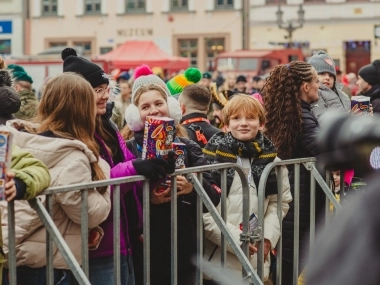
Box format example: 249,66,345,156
61,48,109,88
358,60,380,86
236,75,247,83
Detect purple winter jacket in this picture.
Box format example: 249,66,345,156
89,131,139,259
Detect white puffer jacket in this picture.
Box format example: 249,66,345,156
203,157,292,282
1,122,111,269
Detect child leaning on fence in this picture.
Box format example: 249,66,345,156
1,73,112,285
0,145,51,282
202,94,292,283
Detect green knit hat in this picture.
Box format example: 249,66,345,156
166,67,202,96
7,64,26,73
13,71,33,84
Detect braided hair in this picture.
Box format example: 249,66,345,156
262,61,315,159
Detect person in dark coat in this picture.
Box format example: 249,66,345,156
121,65,221,285
0,59,21,125
262,61,324,285
179,84,220,148
356,59,380,113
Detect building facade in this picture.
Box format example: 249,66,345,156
28,0,243,71
0,0,25,57
250,0,380,74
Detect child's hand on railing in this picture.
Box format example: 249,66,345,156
4,172,17,202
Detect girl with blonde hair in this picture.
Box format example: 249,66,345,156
122,65,220,285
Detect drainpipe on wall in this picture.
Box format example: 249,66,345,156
242,0,250,50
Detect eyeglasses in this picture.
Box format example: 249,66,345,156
94,87,110,98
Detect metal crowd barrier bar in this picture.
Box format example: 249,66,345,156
6,163,264,285
256,157,342,284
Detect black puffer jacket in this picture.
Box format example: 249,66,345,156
125,133,220,283
181,113,220,148
281,100,325,284
364,84,380,114
0,70,20,125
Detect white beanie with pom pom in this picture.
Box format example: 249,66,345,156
125,64,182,132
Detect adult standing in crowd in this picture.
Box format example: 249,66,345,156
262,61,324,285
199,72,213,88
210,83,234,131
356,59,380,113
179,84,220,148
7,64,38,121
113,80,132,129
234,75,248,94
0,57,20,125
61,48,175,285
2,73,111,285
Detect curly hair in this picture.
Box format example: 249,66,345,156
262,61,315,159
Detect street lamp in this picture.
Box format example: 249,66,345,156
276,5,305,47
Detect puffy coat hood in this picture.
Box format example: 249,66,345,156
6,119,97,167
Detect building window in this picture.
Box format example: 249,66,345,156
126,0,145,12
215,0,234,9
85,0,101,14
205,38,225,71
42,0,58,15
0,39,11,55
73,41,92,56
100,47,113,54
171,0,188,11
49,42,66,47
265,0,286,4
303,0,325,2
178,39,197,67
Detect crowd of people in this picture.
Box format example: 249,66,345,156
0,48,379,285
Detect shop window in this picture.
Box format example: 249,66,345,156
126,0,146,12
73,41,92,56
171,0,188,11
85,0,101,14
205,38,225,71
0,39,11,55
215,0,234,9
42,0,58,16
178,39,198,67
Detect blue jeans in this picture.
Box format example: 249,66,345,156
89,255,135,285
2,266,76,285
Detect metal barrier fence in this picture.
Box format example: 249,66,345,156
6,159,340,285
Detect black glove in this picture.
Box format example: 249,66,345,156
165,151,176,174
132,151,176,181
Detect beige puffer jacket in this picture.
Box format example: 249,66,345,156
203,157,292,282
1,122,111,269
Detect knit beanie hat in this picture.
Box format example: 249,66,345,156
308,50,336,78
236,75,247,83
7,64,25,73
358,60,380,86
166,67,201,96
125,64,182,131
61,48,109,88
12,71,33,84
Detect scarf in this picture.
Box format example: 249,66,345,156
203,131,278,197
